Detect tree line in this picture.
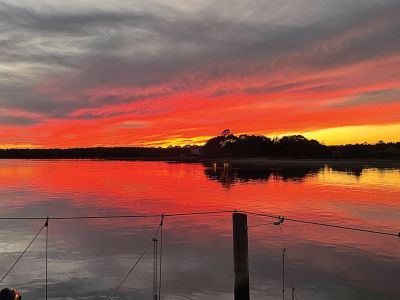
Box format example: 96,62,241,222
0,130,399,159
202,130,400,158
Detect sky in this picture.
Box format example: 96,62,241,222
0,0,399,148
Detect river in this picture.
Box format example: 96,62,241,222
0,160,399,299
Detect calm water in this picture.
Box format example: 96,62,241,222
0,160,399,300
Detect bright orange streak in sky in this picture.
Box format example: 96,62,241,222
1,40,399,148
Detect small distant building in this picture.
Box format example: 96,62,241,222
189,145,202,156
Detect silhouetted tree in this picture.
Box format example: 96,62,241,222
221,129,232,137
274,135,327,157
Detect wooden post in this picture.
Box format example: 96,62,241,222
153,238,158,300
282,248,286,300
233,212,250,300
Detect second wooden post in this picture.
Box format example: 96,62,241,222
233,212,250,300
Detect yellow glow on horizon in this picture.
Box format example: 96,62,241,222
0,144,43,149
141,124,400,147
135,135,213,147
0,124,399,149
257,124,400,145
301,124,400,145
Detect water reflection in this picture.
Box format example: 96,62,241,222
205,162,325,186
0,160,398,300
203,162,398,186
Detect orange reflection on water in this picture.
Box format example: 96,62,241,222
0,160,399,221
0,160,399,299
0,160,398,236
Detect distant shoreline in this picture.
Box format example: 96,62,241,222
203,157,400,168
143,157,400,168
2,156,399,168
1,134,399,161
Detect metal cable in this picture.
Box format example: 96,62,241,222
106,218,163,300
242,210,399,237
0,209,397,237
0,210,233,221
0,222,46,284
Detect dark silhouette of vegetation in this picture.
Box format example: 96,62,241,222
202,130,399,159
330,141,400,159
0,146,190,159
202,132,328,157
0,130,399,159
202,133,276,157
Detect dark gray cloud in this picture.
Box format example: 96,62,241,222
0,0,399,122
0,115,38,125
330,88,400,108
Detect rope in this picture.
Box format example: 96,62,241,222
0,217,47,220
164,210,233,217
242,211,399,237
0,210,233,221
0,221,46,284
51,214,161,220
106,240,153,299
106,218,163,300
0,210,397,237
274,218,298,300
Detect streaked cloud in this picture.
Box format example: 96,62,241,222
0,0,399,146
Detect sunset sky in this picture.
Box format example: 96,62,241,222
0,0,399,148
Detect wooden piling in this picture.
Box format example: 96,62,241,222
232,212,250,300
153,238,158,300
